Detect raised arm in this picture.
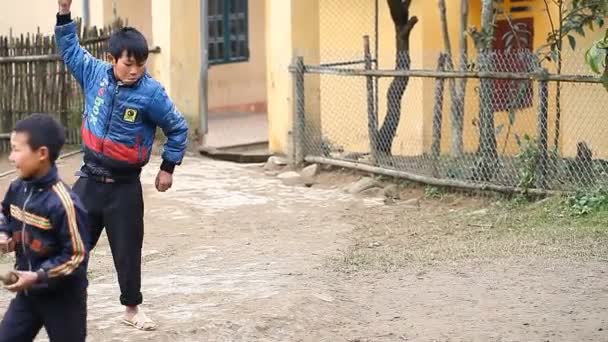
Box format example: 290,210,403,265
55,0,105,88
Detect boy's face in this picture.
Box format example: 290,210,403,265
110,51,146,86
9,132,48,179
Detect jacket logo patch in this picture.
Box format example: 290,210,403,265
124,108,138,123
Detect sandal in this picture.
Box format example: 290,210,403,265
122,311,157,331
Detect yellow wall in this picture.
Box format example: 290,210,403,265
266,0,293,153
102,0,153,41
268,0,603,159
135,0,268,126
168,0,202,126
417,0,561,158
265,0,321,154
559,31,608,158
150,0,172,96
316,0,427,156
114,0,201,128
209,1,267,113
0,0,104,36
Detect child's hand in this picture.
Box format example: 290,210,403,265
58,0,72,14
0,233,13,254
155,170,173,192
5,271,38,293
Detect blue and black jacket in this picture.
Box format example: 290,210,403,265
0,167,89,293
55,13,189,177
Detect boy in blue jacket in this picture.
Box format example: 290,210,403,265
55,0,188,330
0,114,90,342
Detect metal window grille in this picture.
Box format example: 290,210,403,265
208,0,249,65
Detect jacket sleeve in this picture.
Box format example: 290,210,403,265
37,184,89,281
55,14,104,89
148,86,189,172
0,184,13,237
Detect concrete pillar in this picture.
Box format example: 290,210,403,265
148,0,201,128
168,0,202,128
265,0,321,155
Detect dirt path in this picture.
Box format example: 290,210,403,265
0,154,606,341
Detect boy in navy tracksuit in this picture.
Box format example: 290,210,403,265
55,0,188,330
0,114,90,342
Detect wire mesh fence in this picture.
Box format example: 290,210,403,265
291,50,607,193
287,0,608,194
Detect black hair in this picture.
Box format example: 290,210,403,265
13,114,65,164
108,27,149,64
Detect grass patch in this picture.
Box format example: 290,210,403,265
328,193,608,274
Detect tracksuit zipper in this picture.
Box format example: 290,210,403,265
101,84,120,154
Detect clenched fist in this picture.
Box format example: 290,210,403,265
58,0,72,14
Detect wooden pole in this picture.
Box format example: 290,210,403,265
296,66,604,84
536,74,549,189
305,155,563,196
431,53,448,177
293,56,306,166
363,35,378,164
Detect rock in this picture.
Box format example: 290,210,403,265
346,177,379,194
468,209,489,216
143,250,161,258
277,171,301,180
368,241,382,248
313,293,334,302
300,164,320,178
264,170,280,177
359,187,384,198
278,171,314,187
264,156,289,171
358,154,374,164
402,197,421,207
383,184,401,199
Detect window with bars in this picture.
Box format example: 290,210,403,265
208,0,249,65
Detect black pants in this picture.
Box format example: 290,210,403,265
73,177,144,306
0,289,87,342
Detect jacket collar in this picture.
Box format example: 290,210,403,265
22,166,59,189
105,64,147,88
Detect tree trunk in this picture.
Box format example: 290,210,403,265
438,0,464,157
432,53,448,177
475,0,498,181
453,0,469,157
377,0,418,155
553,0,563,152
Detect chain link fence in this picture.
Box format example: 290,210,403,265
289,1,607,193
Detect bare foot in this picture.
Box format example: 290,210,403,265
122,306,157,331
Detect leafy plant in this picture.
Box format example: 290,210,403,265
424,185,443,199
538,0,608,63
584,28,608,91
515,134,540,190
568,187,608,215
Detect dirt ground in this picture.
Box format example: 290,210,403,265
0,153,606,341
